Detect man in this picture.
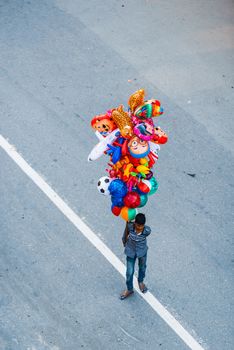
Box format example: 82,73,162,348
120,213,151,300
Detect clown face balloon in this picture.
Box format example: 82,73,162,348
128,136,150,158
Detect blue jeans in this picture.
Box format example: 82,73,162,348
126,254,147,291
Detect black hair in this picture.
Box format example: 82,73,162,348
135,213,146,225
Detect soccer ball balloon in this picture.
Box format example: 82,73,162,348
97,176,112,195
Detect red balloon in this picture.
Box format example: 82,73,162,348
111,206,122,216
123,192,140,208
137,182,150,193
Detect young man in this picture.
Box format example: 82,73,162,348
120,213,151,300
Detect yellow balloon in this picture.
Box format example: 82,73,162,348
136,165,150,175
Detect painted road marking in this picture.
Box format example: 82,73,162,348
0,135,205,350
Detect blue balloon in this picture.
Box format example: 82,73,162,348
138,194,148,207
106,137,125,164
108,179,127,197
149,177,158,195
111,196,124,207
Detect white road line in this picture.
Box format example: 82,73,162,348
0,135,205,350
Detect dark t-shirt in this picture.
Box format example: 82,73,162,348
122,222,151,258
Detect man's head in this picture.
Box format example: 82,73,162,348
135,213,146,231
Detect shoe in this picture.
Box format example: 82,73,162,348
120,290,134,300
138,282,148,293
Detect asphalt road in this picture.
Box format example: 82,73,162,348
0,1,234,349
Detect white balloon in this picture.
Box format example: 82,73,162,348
142,179,152,191
88,129,119,161
149,142,160,156
97,176,113,195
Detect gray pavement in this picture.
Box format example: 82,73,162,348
0,1,234,349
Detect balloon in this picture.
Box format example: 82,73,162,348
108,179,127,197
149,177,158,195
149,142,160,157
128,89,145,113
138,194,148,208
91,113,117,136
106,136,125,164
152,127,168,144
120,206,137,221
88,128,119,161
151,100,164,117
111,195,124,207
123,192,140,208
139,158,148,165
128,136,150,158
97,176,112,195
136,165,150,176
137,179,152,194
135,99,163,119
146,171,153,180
112,105,133,138
133,120,155,141
111,205,122,216
123,163,134,179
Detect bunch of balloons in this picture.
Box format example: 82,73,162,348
88,89,168,221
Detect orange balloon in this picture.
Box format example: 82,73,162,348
120,206,137,221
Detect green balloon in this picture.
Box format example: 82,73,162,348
149,177,158,196
128,208,137,221
138,194,148,207
136,103,152,118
